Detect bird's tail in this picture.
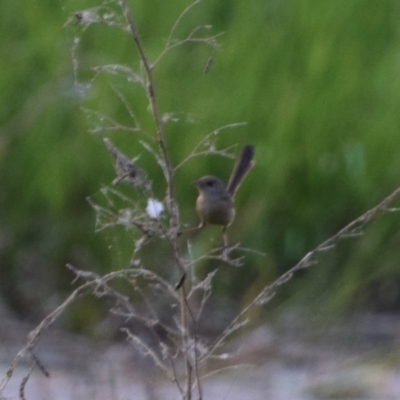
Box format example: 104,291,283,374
227,145,255,197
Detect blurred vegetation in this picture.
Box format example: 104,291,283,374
2,0,400,332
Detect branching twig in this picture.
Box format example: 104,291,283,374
184,242,244,269
91,64,145,87
174,123,246,171
153,27,223,68
151,0,222,68
122,328,175,381
82,107,141,135
0,280,94,392
117,4,205,398
202,186,400,362
189,270,218,322
109,84,149,138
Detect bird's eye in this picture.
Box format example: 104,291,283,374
206,180,214,187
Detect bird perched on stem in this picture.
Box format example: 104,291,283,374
176,145,254,288
180,144,255,239
193,145,255,231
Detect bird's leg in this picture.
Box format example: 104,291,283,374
222,226,229,260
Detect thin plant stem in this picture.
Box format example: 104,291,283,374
202,186,400,362
118,2,200,398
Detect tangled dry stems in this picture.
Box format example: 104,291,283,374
2,1,400,400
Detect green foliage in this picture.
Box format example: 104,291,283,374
2,0,400,327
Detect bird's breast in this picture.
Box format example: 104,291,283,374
196,194,234,226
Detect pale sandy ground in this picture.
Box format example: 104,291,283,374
1,308,400,400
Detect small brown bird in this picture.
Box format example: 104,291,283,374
194,145,255,231
176,145,254,288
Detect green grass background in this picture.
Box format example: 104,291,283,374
2,0,400,331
